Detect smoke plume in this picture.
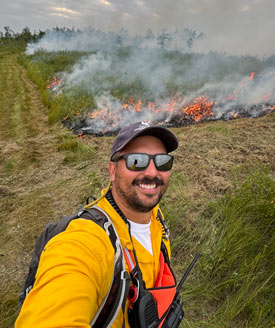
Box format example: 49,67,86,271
27,28,275,134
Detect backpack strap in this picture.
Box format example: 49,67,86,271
19,210,83,307
85,206,130,328
19,205,130,328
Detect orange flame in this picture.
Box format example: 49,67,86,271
134,100,142,112
77,132,85,138
182,96,214,122
52,70,275,130
86,95,215,125
229,112,238,118
264,94,272,102
249,72,255,80
47,77,62,89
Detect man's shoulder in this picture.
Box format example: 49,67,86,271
45,217,115,256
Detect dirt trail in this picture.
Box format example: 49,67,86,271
0,50,56,297
0,49,104,327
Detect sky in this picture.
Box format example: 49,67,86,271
0,0,274,56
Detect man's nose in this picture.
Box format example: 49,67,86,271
143,158,158,175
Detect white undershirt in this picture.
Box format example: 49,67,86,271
129,220,153,255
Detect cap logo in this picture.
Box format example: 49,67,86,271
134,121,150,132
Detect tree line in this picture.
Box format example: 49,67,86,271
0,26,46,43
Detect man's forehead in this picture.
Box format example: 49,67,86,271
110,121,178,160
121,135,167,153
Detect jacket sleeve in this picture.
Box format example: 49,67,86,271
15,219,115,328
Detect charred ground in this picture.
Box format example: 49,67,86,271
62,102,275,136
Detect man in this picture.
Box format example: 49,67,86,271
15,121,178,327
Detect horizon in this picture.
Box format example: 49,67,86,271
1,0,275,56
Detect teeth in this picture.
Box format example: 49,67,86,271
139,184,156,190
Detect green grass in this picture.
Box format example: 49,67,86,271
18,50,95,123
170,169,275,327
1,289,19,328
18,50,88,83
0,40,274,328
48,90,94,123
57,134,96,163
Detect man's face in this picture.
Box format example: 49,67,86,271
109,135,171,213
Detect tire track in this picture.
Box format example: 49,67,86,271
0,44,108,328
0,52,54,171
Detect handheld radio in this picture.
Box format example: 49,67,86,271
163,253,200,328
128,253,200,328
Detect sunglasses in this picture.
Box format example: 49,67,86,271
113,153,174,171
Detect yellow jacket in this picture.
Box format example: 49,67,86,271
15,192,171,328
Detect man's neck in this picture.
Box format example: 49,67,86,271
111,189,151,224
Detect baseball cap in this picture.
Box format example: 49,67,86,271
110,121,178,160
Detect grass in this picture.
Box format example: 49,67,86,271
48,90,94,124
160,118,275,327
0,43,104,328
18,50,88,86
57,133,96,163
18,50,95,122
0,40,274,327
162,168,275,327
196,170,274,327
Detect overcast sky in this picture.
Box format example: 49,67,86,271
0,0,274,56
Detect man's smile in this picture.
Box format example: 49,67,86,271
138,183,157,190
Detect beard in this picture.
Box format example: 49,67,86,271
114,176,168,213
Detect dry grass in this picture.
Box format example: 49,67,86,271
0,47,110,326
164,115,274,240
0,44,274,327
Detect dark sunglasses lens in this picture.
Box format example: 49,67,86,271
126,154,149,171
155,155,173,171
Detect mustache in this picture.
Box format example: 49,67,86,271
132,177,164,186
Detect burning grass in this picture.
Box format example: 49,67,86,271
19,47,275,137
1,41,275,328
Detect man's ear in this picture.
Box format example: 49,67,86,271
109,162,116,182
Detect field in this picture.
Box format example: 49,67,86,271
0,40,274,327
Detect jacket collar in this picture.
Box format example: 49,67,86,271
97,189,163,255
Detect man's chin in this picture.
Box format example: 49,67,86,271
134,194,161,212
116,184,163,212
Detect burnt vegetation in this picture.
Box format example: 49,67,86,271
0,28,274,328
13,26,275,136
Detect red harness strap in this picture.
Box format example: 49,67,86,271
124,248,136,272
123,248,139,304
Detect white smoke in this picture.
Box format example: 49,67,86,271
60,47,176,99
26,27,275,131
26,27,202,55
